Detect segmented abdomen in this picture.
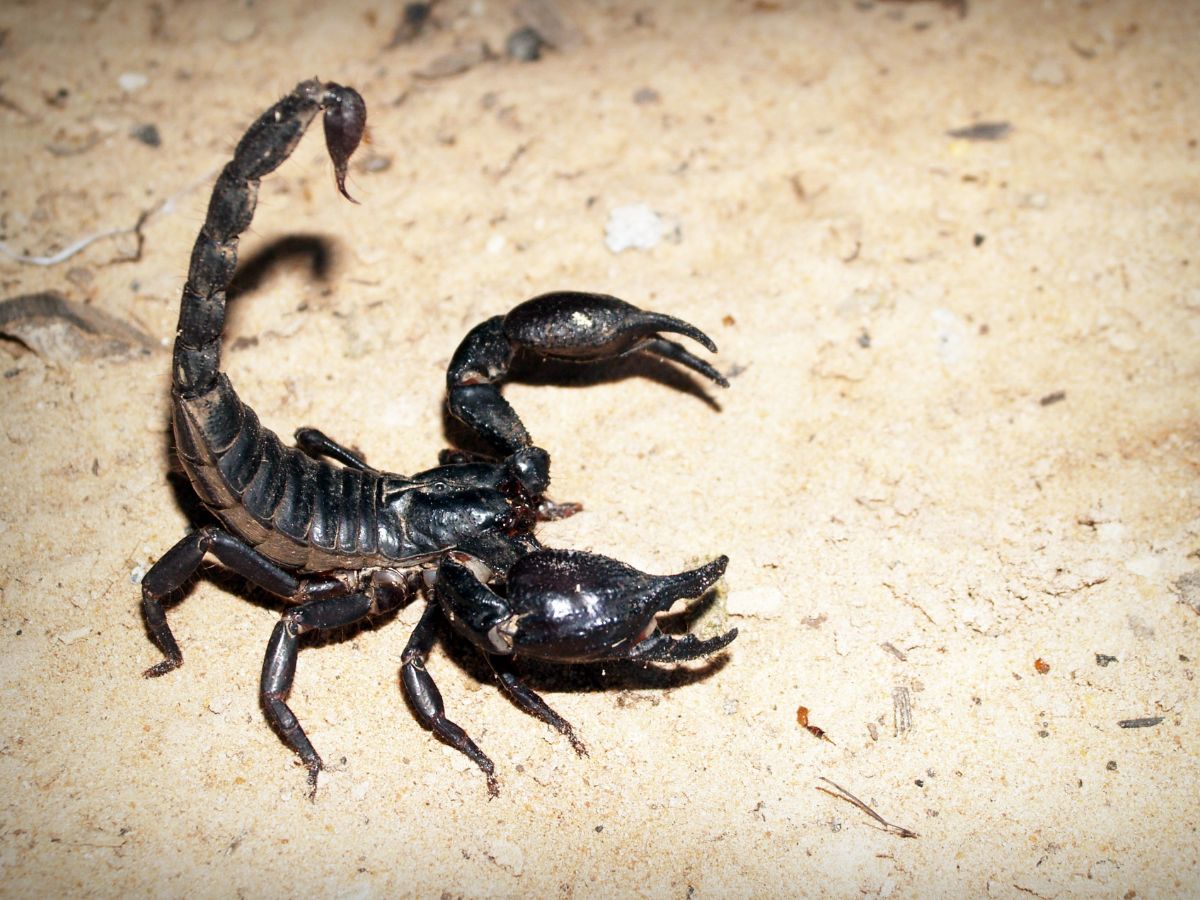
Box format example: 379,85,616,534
173,375,397,572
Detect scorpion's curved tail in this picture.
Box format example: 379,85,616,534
172,80,365,398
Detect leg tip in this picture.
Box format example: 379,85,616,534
305,758,323,802
142,656,182,678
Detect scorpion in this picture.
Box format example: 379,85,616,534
140,79,736,798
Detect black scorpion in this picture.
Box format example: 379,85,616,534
141,80,736,797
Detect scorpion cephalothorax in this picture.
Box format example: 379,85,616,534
141,79,736,798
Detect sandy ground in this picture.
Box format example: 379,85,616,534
0,0,1197,896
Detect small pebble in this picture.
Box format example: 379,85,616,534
946,121,1011,141
605,203,665,252
66,267,94,287
359,153,391,173
117,72,148,93
130,123,161,147
506,26,544,62
726,585,785,619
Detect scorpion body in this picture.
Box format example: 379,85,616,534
141,80,736,797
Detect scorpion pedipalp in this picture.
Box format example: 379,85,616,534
446,291,729,458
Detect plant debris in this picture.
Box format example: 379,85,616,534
0,292,156,361
816,778,918,839
893,686,912,735
946,121,1012,141
1117,717,1163,729
796,705,834,743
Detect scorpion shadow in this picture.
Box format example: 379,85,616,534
226,234,333,304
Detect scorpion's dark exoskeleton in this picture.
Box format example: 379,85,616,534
141,79,736,798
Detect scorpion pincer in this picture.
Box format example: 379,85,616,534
140,79,737,798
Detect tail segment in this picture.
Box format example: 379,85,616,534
172,80,366,398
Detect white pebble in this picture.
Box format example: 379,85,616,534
605,203,665,253
118,72,148,93
726,585,785,618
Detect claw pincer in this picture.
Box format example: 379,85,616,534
139,79,736,799
439,551,735,664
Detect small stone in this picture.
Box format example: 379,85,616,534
130,123,161,147
506,26,544,62
360,153,391,173
605,203,665,252
66,267,94,287
725,586,785,619
117,72,148,93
